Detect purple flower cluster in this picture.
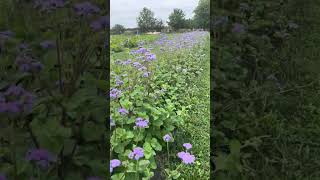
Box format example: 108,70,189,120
0,30,15,40
110,88,121,99
177,143,195,164
0,85,35,115
128,147,144,160
110,159,121,173
33,0,66,11
15,53,43,73
115,76,124,86
153,31,208,51
177,151,195,164
90,16,108,32
135,117,149,128
73,2,100,16
26,148,57,169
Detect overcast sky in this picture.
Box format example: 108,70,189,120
111,0,199,28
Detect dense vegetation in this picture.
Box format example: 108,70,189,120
110,31,210,179
212,0,320,179
0,1,107,179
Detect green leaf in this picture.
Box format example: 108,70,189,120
31,118,71,154
82,121,104,141
138,160,150,171
111,173,125,180
150,138,162,151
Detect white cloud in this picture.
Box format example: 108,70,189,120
110,0,199,28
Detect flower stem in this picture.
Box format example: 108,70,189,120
167,142,170,168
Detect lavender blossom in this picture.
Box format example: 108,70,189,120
110,159,121,173
183,143,192,150
135,118,149,128
110,88,121,99
163,134,172,142
90,16,108,31
177,152,195,164
26,149,57,169
128,147,144,160
118,107,128,115
73,2,100,16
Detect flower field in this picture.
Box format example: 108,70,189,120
110,31,210,179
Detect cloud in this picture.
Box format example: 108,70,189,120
111,0,199,28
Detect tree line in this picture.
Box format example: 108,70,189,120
111,0,209,34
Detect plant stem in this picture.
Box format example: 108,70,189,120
167,142,170,168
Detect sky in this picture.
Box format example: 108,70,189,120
110,0,199,28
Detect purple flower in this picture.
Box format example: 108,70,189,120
232,23,245,33
0,174,6,180
163,134,172,142
110,88,121,99
26,149,57,169
177,152,195,164
5,101,22,113
40,40,55,49
142,72,151,78
122,59,132,65
183,143,192,150
132,62,141,68
118,107,128,115
128,147,144,160
73,2,100,16
145,53,156,61
115,77,124,86
4,85,25,97
90,16,108,31
0,30,15,39
15,54,43,73
135,118,149,128
138,66,147,71
136,47,148,54
87,177,102,180
33,0,66,11
110,159,121,173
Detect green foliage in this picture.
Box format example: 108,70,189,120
212,0,320,179
137,7,156,33
0,0,107,179
167,9,187,31
193,0,210,29
112,24,126,35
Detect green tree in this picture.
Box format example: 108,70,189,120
137,7,156,33
193,0,209,29
111,24,125,34
167,8,186,31
154,18,164,32
185,18,195,29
